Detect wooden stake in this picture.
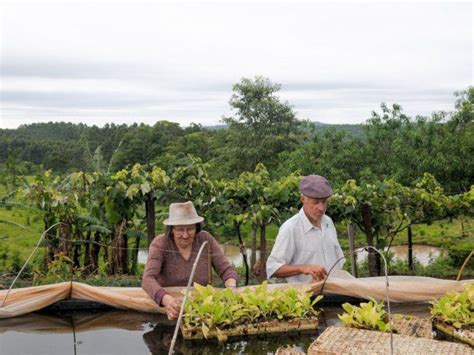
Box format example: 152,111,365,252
348,223,357,278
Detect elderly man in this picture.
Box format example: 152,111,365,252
266,175,345,283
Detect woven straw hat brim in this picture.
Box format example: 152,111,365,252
163,216,204,226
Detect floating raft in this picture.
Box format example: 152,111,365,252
391,314,433,339
181,318,318,340
434,320,474,348
275,345,305,355
308,326,473,354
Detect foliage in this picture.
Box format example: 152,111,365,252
338,299,392,332
1,83,473,282
448,243,473,268
1,86,472,195
32,253,76,285
183,281,322,339
431,284,474,329
221,76,301,173
166,156,214,214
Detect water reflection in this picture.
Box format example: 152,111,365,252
0,304,431,355
143,323,315,355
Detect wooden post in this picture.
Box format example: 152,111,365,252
348,224,357,278
407,225,413,271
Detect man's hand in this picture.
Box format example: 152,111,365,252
300,264,327,281
161,294,181,320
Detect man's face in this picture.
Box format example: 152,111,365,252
301,195,328,224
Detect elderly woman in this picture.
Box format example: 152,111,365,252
142,201,238,319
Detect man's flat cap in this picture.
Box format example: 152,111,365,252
299,175,333,199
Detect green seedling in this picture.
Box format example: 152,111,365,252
431,284,474,329
338,298,392,332
182,281,323,339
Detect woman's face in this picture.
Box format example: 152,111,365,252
172,224,197,249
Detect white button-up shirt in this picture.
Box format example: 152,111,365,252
266,208,345,283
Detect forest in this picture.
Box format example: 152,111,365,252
1,77,472,194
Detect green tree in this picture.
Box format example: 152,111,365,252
110,121,183,171
222,76,301,174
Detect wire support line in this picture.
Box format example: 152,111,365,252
6,234,257,256
318,246,394,355
2,226,472,251
168,240,209,355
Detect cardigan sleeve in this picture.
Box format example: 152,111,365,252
141,235,168,306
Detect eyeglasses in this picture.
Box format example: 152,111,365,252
173,226,196,235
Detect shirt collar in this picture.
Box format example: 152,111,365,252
299,207,317,234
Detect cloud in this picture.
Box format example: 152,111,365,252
0,2,471,128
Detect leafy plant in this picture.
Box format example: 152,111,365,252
338,298,393,332
183,281,322,339
431,284,474,329
33,253,78,285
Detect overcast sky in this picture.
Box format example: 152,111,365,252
0,1,472,129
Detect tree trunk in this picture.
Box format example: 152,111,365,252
407,225,413,271
83,230,92,275
72,225,83,269
92,232,101,273
43,214,56,268
258,224,267,281
73,243,80,269
145,192,156,246
235,222,249,286
251,224,257,268
130,234,140,275
111,219,128,274
103,235,110,274
361,203,378,276
58,218,72,257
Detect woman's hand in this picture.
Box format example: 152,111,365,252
224,278,237,288
161,294,181,320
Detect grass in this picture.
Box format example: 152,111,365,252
0,195,44,267
334,217,473,251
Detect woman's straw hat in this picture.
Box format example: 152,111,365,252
163,201,204,226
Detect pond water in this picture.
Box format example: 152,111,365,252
356,244,444,266
138,244,443,267
0,303,431,354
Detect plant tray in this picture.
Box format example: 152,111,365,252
275,345,305,355
434,320,474,348
391,314,433,339
308,326,473,354
180,318,319,340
